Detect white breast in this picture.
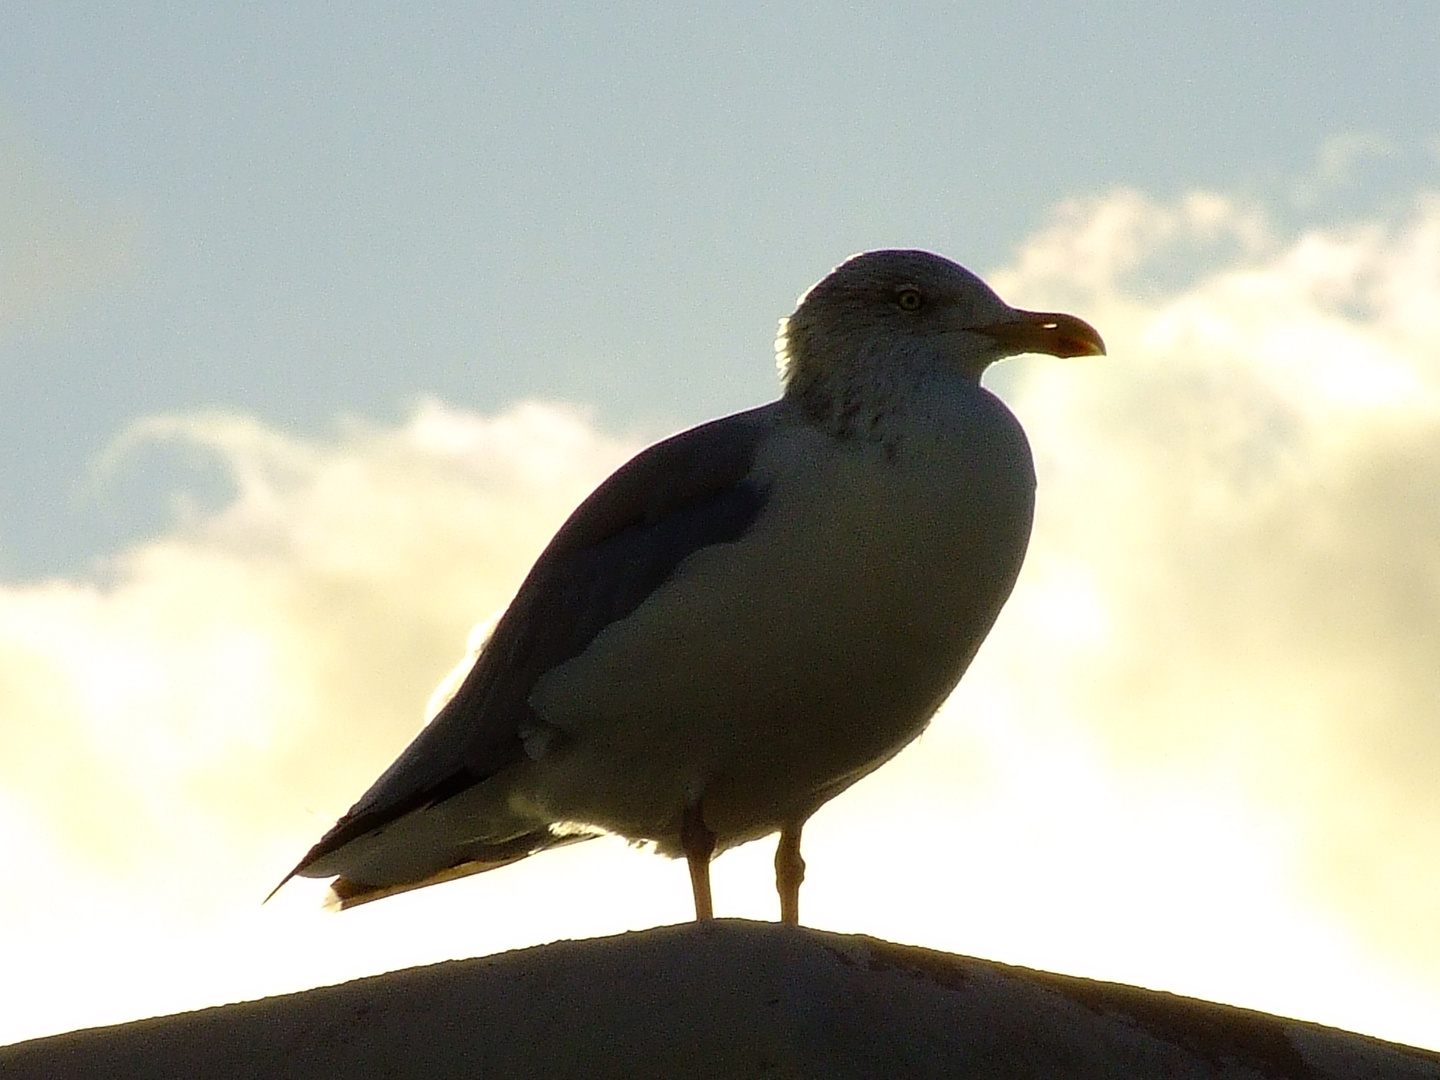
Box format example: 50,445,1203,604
524,389,1035,851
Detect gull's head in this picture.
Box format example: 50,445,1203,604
777,249,1104,430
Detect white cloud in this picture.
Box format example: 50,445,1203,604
0,401,636,909
991,187,1440,984
1291,132,1401,208
4,190,1440,1049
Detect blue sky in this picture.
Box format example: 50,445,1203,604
3,2,1437,574
4,2,1440,1049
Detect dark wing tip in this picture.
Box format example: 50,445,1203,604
262,872,294,905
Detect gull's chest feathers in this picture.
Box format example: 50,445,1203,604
526,390,1035,839
734,390,1036,705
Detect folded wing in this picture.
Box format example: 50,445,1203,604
271,404,779,903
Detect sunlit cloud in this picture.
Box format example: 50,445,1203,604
3,189,1440,1049
983,184,1440,993
0,401,636,909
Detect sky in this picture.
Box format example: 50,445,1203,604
3,0,1440,1051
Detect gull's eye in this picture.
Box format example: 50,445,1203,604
895,286,923,312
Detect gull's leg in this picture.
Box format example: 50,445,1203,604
681,801,717,921
775,819,806,925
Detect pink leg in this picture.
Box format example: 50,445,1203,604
775,819,806,925
681,802,717,921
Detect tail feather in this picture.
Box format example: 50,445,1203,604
321,831,596,910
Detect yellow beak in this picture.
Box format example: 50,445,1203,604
974,310,1106,359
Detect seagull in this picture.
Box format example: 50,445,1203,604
272,250,1104,924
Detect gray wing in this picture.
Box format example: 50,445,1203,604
281,403,779,882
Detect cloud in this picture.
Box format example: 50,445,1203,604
990,187,1440,974
0,401,636,908
1291,132,1401,209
